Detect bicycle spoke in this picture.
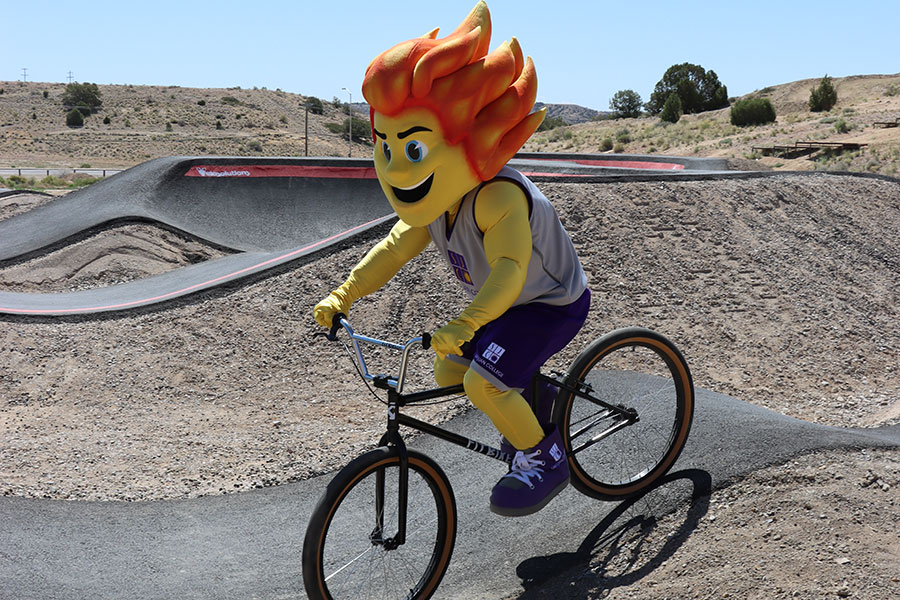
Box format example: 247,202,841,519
559,331,692,498
569,408,619,441
314,454,452,600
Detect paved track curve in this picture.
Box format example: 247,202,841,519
0,153,728,316
1,389,897,600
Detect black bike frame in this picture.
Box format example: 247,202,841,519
371,372,635,547
326,315,635,549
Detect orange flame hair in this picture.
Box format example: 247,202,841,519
362,1,544,181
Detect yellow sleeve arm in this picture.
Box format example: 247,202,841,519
460,181,533,330
344,219,431,298
313,220,431,327
431,181,531,358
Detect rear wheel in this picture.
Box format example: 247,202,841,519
302,446,457,600
554,327,694,500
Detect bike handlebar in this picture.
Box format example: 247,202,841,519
324,313,431,393
329,312,432,350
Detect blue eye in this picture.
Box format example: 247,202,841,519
381,141,392,162
405,140,428,163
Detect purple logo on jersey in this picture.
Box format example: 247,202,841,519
448,250,473,285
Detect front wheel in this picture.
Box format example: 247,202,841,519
302,446,457,600
554,327,694,500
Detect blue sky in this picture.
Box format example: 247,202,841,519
5,0,898,111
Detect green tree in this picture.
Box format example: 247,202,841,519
730,97,776,126
646,63,729,115
537,115,569,131
61,82,102,113
609,89,643,118
66,108,84,127
660,93,682,123
326,116,372,143
809,75,838,112
305,96,324,115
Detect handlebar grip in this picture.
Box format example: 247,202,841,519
327,313,347,341
421,332,432,350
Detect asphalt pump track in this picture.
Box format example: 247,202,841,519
1,154,897,599
0,153,727,316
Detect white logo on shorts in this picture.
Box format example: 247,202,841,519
482,342,506,364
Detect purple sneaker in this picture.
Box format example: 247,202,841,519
490,425,570,517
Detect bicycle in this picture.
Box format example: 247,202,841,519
302,314,694,600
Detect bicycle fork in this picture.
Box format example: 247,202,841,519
372,392,408,551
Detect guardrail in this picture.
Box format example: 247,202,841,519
0,167,122,178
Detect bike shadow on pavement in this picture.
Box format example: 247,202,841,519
512,468,712,598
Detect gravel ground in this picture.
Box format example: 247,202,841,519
1,172,899,598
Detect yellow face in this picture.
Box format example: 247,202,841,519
373,107,480,227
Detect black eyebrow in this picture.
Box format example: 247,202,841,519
373,128,386,140
398,126,432,139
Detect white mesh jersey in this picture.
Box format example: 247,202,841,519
426,167,587,307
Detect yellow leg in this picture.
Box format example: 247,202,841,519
463,369,544,450
433,356,469,387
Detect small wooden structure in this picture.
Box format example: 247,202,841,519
752,140,868,158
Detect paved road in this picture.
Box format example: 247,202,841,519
1,387,897,600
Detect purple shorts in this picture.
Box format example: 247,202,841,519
449,289,590,391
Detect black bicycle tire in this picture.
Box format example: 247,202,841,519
302,446,457,600
553,327,694,500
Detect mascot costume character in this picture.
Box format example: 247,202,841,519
314,1,589,517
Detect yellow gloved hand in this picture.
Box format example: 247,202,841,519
312,221,432,329
313,287,354,329
431,319,476,360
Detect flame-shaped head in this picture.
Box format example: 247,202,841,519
362,1,544,226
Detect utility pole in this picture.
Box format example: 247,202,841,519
341,87,352,157
304,102,309,157
21,68,27,83
67,71,74,84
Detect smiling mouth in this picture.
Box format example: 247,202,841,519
391,173,434,204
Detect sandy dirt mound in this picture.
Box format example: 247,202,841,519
2,172,898,497
0,222,231,293
508,448,899,600
1,192,232,293
0,191,59,220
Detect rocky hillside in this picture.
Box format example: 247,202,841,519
0,82,368,168
2,74,900,177
534,102,605,124
524,74,900,176
0,81,603,170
